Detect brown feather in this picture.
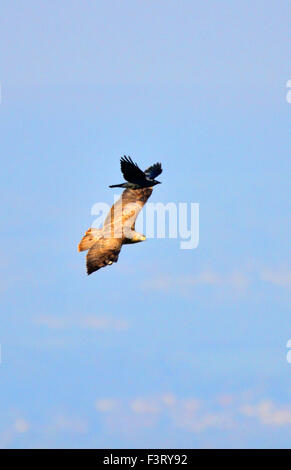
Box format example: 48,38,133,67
78,228,102,252
86,237,122,275
79,188,153,275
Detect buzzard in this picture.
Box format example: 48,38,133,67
78,157,163,275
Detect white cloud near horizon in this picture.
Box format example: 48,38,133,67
141,270,250,294
141,266,291,295
14,419,30,433
131,398,160,414
0,418,30,448
260,269,291,288
95,393,233,434
241,400,291,426
95,393,291,435
52,415,88,433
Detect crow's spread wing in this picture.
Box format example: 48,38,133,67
120,155,145,183
144,162,162,179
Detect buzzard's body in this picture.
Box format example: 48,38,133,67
78,187,153,275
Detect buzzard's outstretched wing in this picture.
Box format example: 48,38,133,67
86,237,122,275
103,187,152,234
79,188,153,275
144,162,162,179
78,228,102,252
120,155,145,183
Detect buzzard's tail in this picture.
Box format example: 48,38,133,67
78,228,102,252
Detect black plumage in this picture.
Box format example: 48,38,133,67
109,156,162,189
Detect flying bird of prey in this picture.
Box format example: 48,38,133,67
109,155,162,189
78,157,162,275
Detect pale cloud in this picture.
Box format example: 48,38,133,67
227,272,250,290
141,270,250,294
95,393,291,437
182,398,200,412
131,398,160,414
14,418,30,433
81,316,128,331
177,412,232,433
0,418,30,448
142,265,291,295
33,314,128,331
34,314,67,329
260,269,291,288
53,415,88,433
217,394,234,407
241,400,291,426
95,399,117,412
161,393,176,407
142,271,217,292
171,397,232,433
96,393,233,434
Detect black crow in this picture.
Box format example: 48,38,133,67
109,155,162,189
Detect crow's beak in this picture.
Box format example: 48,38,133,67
156,181,161,184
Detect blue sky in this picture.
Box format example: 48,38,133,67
0,0,291,448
